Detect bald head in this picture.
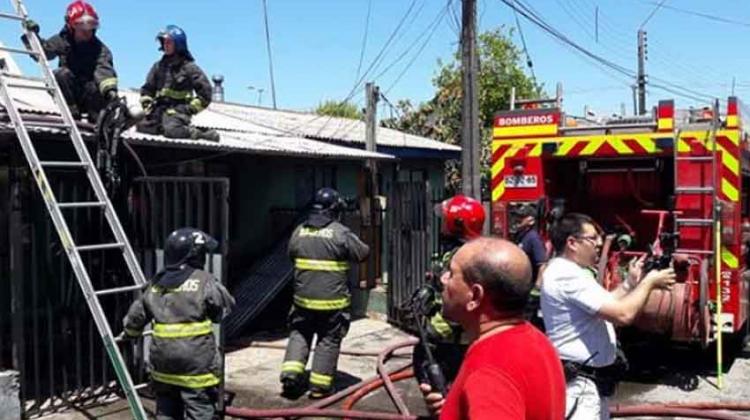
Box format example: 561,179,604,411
455,237,533,314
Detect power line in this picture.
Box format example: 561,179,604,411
380,1,452,93
312,0,421,138
372,2,447,82
512,0,536,80
261,0,277,109
354,0,373,83
500,0,722,106
639,0,668,29
638,0,750,28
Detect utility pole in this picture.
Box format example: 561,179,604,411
637,29,647,115
365,82,380,196
262,0,277,109
364,82,380,290
461,0,481,198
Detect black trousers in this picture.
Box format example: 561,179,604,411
136,104,194,139
281,305,351,391
154,382,218,420
54,67,107,117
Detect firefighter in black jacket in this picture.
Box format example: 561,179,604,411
136,25,219,142
281,188,370,399
22,1,118,120
413,195,485,388
122,228,235,419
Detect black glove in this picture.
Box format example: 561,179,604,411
23,19,39,34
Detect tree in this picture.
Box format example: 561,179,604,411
315,100,363,120
382,27,543,195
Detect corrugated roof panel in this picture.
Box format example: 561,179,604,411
211,101,461,151
121,128,394,160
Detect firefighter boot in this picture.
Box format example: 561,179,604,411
280,372,307,399
308,384,333,400
189,126,221,142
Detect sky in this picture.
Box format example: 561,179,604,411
3,0,750,119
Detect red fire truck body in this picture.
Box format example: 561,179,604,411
492,97,749,345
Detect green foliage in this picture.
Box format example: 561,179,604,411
382,27,544,194
315,100,363,120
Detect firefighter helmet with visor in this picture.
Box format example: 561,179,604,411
437,195,485,240
65,1,99,31
164,227,218,270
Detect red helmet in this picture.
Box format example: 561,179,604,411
65,1,99,31
439,195,486,240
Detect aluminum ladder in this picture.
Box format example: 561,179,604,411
0,1,148,418
673,100,722,347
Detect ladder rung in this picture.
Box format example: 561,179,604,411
95,284,144,296
675,187,713,194
0,72,44,83
675,218,714,226
58,201,106,209
676,156,713,162
26,121,72,130
675,248,714,255
40,161,89,168
0,12,25,21
77,242,124,252
6,82,53,91
0,45,39,57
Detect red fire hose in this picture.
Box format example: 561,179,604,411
610,404,748,419
224,338,418,419
377,338,419,415
342,369,415,413
225,407,416,420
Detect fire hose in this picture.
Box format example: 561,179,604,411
224,338,418,419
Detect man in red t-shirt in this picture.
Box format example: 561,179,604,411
420,237,565,420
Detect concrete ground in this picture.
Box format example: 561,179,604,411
38,318,428,419
37,319,750,419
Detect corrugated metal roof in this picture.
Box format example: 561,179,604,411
209,101,461,152
121,128,394,160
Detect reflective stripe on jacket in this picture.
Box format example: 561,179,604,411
123,268,235,388
288,215,369,311
35,27,118,94
140,54,212,113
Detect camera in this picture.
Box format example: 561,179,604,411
643,232,679,272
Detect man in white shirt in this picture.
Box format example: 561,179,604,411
541,213,675,420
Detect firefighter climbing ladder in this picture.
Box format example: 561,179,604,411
0,0,148,418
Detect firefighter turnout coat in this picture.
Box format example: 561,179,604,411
140,54,212,117
288,215,370,311
123,268,234,389
37,27,118,96
281,213,369,392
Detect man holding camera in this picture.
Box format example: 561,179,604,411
280,187,370,399
541,213,676,419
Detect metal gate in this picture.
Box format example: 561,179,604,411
7,172,229,417
386,179,438,327
129,177,230,282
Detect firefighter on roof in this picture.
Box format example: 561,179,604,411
280,187,370,399
22,1,118,120
413,194,485,387
136,25,220,142
122,228,234,420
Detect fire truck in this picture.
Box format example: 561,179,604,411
491,93,750,347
